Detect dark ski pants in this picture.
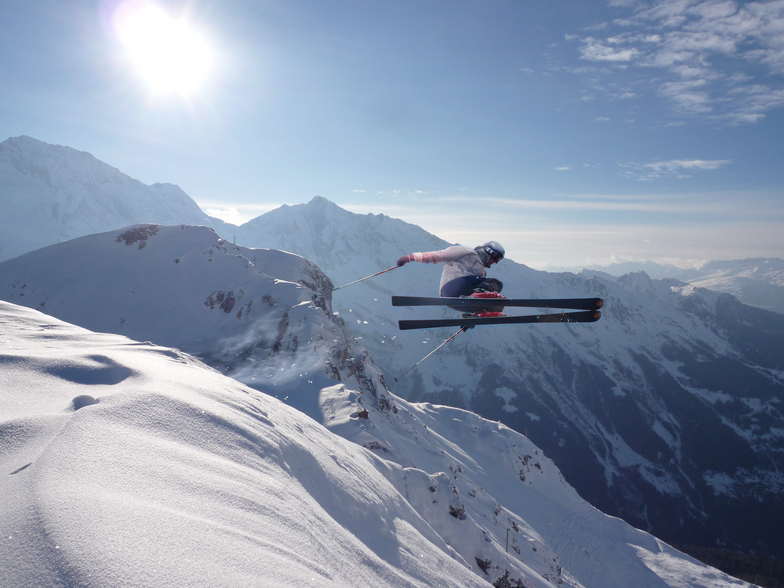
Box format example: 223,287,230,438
440,276,504,311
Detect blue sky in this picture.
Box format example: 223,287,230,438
1,0,783,268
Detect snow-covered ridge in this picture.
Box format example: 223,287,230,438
0,223,396,417
1,302,754,588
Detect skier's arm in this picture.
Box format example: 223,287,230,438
397,245,474,266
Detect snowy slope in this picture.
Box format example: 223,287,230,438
1,301,754,588
0,302,484,588
233,198,784,560
0,136,233,262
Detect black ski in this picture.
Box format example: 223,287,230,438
398,310,601,331
392,296,603,311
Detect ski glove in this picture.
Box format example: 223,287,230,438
397,252,429,266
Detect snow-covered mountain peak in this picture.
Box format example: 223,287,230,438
239,194,448,277
0,136,231,262
3,135,119,184
617,269,656,294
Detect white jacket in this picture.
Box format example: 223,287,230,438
408,246,487,293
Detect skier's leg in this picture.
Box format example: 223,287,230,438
441,276,484,311
440,276,484,298
441,277,506,314
473,278,503,293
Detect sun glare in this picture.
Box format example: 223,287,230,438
113,0,212,97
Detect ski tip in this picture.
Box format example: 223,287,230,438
596,298,604,309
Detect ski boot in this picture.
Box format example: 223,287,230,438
461,290,507,318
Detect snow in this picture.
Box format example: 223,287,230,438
1,301,756,588
0,302,485,588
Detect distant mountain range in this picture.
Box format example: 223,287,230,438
555,259,784,315
2,135,784,565
3,135,782,316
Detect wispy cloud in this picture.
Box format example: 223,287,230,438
619,158,731,180
437,194,727,214
579,37,640,62
658,79,712,114
568,0,784,123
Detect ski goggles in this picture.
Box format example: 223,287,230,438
485,247,504,262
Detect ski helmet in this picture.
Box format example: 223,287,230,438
477,241,505,265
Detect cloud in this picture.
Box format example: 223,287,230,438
436,194,726,214
619,158,731,180
608,0,640,7
720,85,784,124
641,159,731,172
579,37,640,61
658,79,712,114
569,0,784,123
555,166,572,171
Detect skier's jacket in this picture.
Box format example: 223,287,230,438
406,246,486,295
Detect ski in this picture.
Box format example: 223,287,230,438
398,310,601,331
392,296,603,311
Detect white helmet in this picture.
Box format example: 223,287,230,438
477,241,505,266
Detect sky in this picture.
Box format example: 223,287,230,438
1,0,783,269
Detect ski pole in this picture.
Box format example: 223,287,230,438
332,266,399,292
394,326,467,382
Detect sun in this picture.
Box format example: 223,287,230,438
113,0,212,97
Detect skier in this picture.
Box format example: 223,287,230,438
392,242,601,341
396,241,505,299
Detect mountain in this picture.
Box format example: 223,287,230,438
2,137,783,562
0,223,391,421
3,135,781,315
1,297,756,588
556,259,784,315
231,198,784,561
0,136,233,262
681,259,784,315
